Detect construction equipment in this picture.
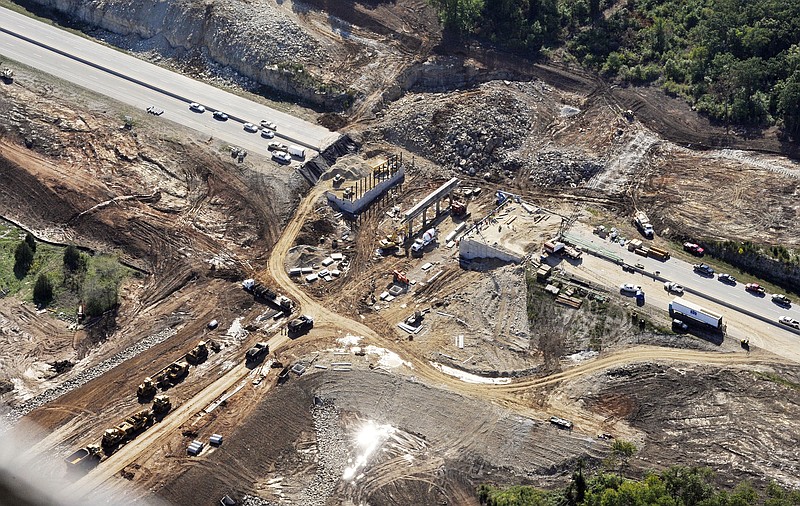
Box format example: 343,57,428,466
137,377,156,399
379,229,403,250
450,200,468,218
288,315,314,337
102,410,152,449
245,342,270,364
410,228,436,257
393,270,409,285
0,65,13,83
151,395,171,415
243,279,293,312
633,211,654,238
186,341,209,364
64,444,101,468
157,361,189,388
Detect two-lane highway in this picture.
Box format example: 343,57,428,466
0,6,339,155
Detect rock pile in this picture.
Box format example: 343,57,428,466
527,150,604,186
298,399,348,506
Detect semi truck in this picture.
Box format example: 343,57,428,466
242,279,293,312
669,298,724,331
633,211,654,238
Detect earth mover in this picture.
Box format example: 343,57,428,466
152,395,171,415
64,444,101,468
102,410,152,449
137,377,156,399
186,341,209,364
288,315,314,337
157,361,189,388
245,342,270,364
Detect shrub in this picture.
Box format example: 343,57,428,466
33,274,54,306
13,241,34,278
63,245,82,271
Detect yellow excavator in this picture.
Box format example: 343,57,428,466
379,229,404,250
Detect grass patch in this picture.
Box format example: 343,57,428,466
754,371,800,392
0,221,129,316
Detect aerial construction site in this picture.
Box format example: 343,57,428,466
1,1,800,505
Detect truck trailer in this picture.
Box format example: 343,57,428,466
669,298,724,331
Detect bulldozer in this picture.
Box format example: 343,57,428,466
151,395,171,415
102,410,152,449
137,377,156,399
186,341,209,365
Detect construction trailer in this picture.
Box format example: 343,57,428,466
669,298,724,331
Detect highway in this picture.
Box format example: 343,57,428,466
567,228,800,336
0,6,339,156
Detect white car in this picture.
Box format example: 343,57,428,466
189,102,205,113
664,281,684,295
243,123,258,133
620,283,642,294
272,151,292,164
260,120,277,131
260,129,275,139
779,316,800,329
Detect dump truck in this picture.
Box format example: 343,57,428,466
64,444,101,468
186,341,209,365
633,211,654,238
152,395,171,415
245,342,269,364
102,410,152,449
137,377,156,399
669,298,724,331
242,279,293,312
288,315,314,336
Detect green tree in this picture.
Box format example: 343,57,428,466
63,245,82,271
779,72,800,138
33,274,53,306
13,241,34,278
428,0,485,36
24,233,36,253
609,440,637,475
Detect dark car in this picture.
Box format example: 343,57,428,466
772,294,792,307
213,111,229,121
718,273,736,285
693,263,714,276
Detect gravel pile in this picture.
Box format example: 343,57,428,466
2,328,176,427
380,85,533,177
527,150,604,186
298,399,348,506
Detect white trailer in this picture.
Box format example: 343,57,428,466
669,298,723,330
634,211,654,238
288,145,306,160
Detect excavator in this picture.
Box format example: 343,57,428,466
379,229,404,250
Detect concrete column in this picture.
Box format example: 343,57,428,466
435,199,440,216
422,207,427,228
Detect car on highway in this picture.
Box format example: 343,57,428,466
718,273,736,285
664,281,684,295
619,283,642,295
260,120,277,131
260,129,275,139
772,294,792,307
189,102,205,113
779,316,800,329
693,263,714,276
684,242,705,256
212,111,229,121
146,105,164,115
745,283,766,295
272,151,292,164
243,122,258,133
268,141,289,152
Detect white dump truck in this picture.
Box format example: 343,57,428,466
633,211,654,238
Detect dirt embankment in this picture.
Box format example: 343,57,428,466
0,69,302,410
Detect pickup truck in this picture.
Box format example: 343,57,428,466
745,283,766,295
693,263,714,276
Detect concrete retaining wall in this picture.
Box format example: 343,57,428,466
459,238,522,263
325,165,405,216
